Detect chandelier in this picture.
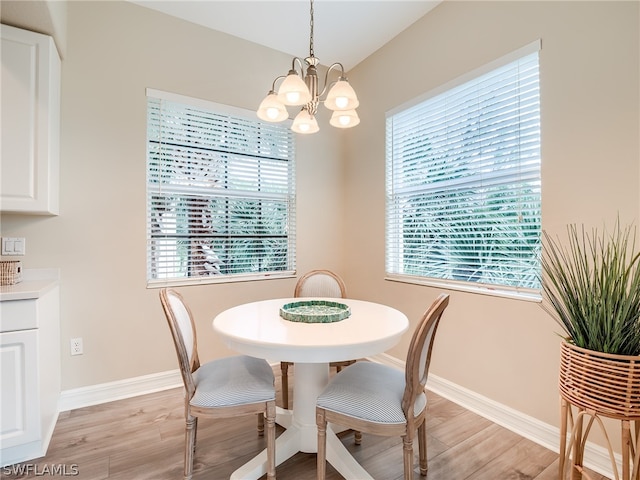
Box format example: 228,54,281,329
256,0,360,134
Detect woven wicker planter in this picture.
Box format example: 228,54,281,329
559,341,640,480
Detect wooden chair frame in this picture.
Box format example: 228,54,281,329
160,288,276,480
281,270,355,409
316,293,450,480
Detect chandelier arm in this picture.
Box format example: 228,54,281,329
269,75,287,93
318,62,346,100
290,57,306,76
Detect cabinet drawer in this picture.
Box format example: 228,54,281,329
0,300,38,332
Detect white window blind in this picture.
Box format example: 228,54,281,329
386,43,541,293
146,90,296,285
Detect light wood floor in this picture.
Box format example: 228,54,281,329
1,369,610,480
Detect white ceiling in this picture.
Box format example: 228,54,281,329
130,1,441,70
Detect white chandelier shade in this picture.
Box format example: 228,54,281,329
256,91,289,122
329,109,360,129
277,71,313,106
324,80,359,111
291,109,320,134
256,0,359,134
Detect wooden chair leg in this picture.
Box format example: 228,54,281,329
184,415,197,480
316,409,327,480
402,435,414,480
265,401,276,480
258,412,265,436
418,421,428,476
281,362,290,409
192,416,198,454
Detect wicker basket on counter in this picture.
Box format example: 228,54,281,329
0,260,22,285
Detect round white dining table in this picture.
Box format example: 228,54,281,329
213,297,409,480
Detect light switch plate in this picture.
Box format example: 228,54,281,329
1,237,26,256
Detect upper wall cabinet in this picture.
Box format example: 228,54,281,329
1,25,60,215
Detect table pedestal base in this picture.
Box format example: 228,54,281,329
230,363,372,480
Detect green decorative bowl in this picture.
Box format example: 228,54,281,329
280,300,351,323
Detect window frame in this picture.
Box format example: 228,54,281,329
145,89,296,288
384,41,542,302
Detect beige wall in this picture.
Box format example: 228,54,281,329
1,0,638,455
344,0,639,441
0,0,345,389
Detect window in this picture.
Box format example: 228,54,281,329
146,90,296,286
385,41,541,296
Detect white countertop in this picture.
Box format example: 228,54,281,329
0,269,60,301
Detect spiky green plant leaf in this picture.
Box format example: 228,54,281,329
541,221,640,355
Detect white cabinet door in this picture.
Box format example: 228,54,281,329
0,329,39,449
1,25,60,215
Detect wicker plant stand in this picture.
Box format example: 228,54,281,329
559,341,640,480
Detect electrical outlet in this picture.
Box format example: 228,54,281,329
70,338,83,356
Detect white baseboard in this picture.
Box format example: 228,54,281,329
58,369,182,412
368,353,619,479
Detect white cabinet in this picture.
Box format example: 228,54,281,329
0,283,60,467
1,24,60,215
1,330,39,450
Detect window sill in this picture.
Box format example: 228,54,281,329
384,274,541,303
147,271,296,289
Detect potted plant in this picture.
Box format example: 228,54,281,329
541,220,640,480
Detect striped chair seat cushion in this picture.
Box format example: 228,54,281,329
316,361,426,424
190,355,275,408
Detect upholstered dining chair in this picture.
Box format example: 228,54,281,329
280,269,356,409
315,293,450,480
159,288,277,480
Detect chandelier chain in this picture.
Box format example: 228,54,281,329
309,0,314,58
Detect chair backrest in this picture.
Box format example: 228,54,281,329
402,293,450,422
294,269,346,298
159,288,200,398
